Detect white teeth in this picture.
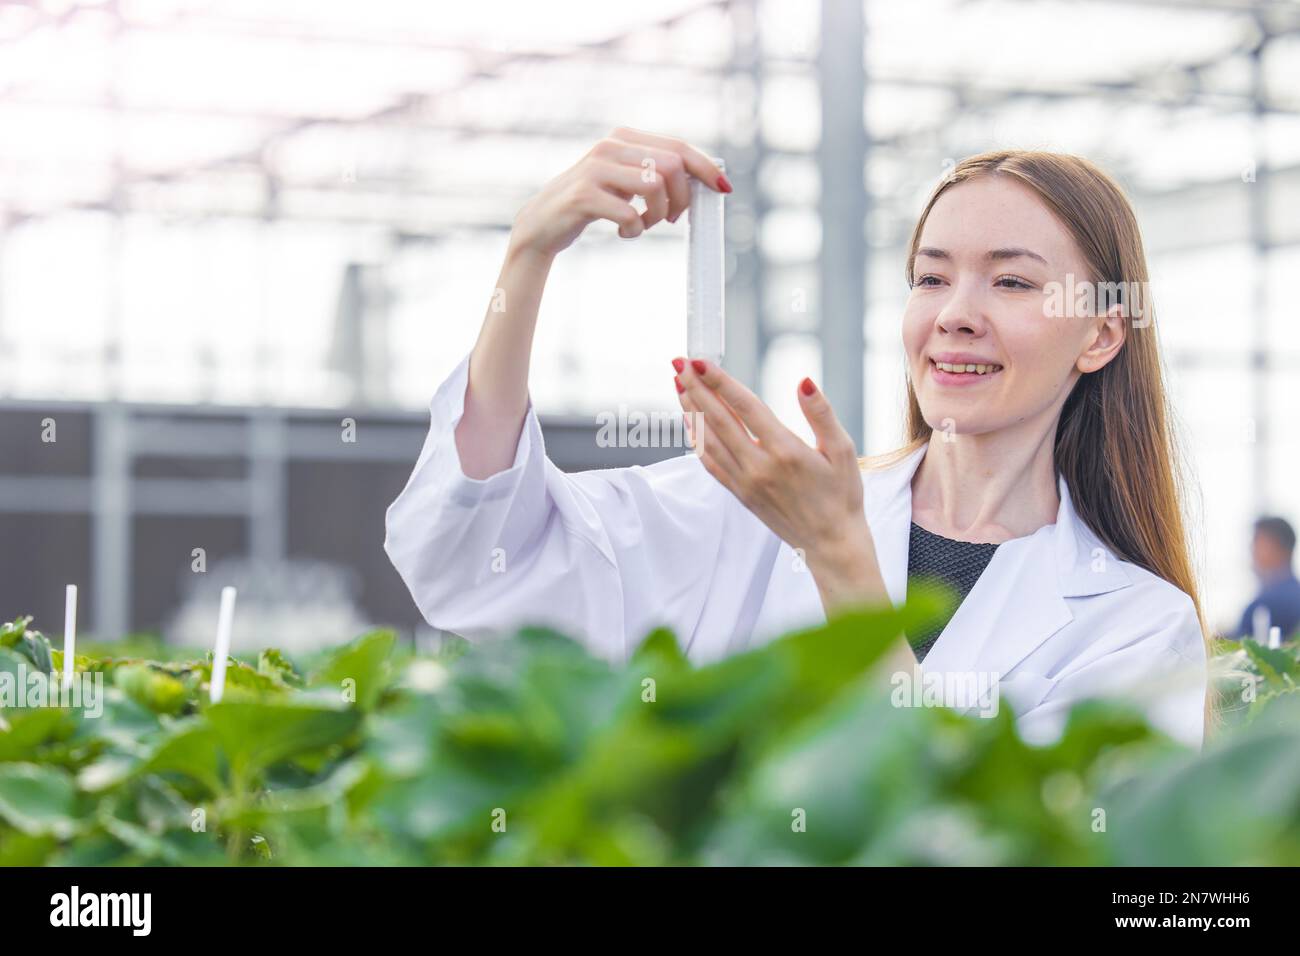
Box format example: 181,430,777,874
934,361,1001,375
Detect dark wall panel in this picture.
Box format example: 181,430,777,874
0,408,92,476
0,513,92,635
0,402,685,641
286,459,422,633
131,516,248,634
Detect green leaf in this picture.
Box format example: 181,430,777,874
765,587,950,725
1107,726,1300,866
114,664,189,716
208,657,290,698
0,763,78,838
141,719,225,796
0,706,76,762
309,630,397,711
1242,640,1300,689
98,814,188,865
0,618,55,674
630,627,689,672
72,688,162,755
0,830,57,865
20,631,55,675
205,700,361,786
258,648,303,688
0,617,33,649
77,755,138,793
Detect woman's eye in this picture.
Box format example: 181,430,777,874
914,275,943,287
995,275,1034,290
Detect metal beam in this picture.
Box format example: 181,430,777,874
724,0,765,391
818,0,868,451
92,404,130,640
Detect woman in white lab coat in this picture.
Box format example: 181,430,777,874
384,128,1212,750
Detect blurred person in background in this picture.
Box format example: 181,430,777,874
1236,516,1300,643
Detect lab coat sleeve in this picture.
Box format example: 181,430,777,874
1014,592,1208,750
383,349,773,664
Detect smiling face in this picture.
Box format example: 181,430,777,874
902,174,1122,438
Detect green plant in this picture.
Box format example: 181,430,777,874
1209,634,1300,731
1,603,1297,867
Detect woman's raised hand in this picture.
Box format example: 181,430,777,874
672,356,896,622
510,126,731,260
672,357,868,561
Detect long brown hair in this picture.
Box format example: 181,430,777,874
862,149,1217,740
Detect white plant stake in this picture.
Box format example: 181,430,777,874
1269,626,1281,650
63,584,77,686
210,586,237,704
1252,604,1270,644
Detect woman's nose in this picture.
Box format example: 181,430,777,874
934,284,989,335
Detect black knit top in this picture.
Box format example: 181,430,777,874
905,521,1001,662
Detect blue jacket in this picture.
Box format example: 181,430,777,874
1237,571,1300,642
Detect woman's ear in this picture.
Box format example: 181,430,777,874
1078,301,1127,374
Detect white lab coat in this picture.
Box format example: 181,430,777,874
385,348,1208,750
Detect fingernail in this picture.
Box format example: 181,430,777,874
800,377,816,396
674,376,685,394
691,359,707,375
672,357,685,373
716,174,733,193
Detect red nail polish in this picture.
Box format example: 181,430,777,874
674,376,685,394
672,357,685,373
691,359,707,375
716,174,733,193
800,377,816,396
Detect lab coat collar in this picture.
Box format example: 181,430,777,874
863,441,1132,677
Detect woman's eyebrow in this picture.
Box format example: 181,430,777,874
916,246,1048,265
988,246,1048,264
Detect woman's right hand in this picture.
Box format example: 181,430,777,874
458,129,727,480
509,126,731,260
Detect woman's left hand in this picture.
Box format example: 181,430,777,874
672,356,872,570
